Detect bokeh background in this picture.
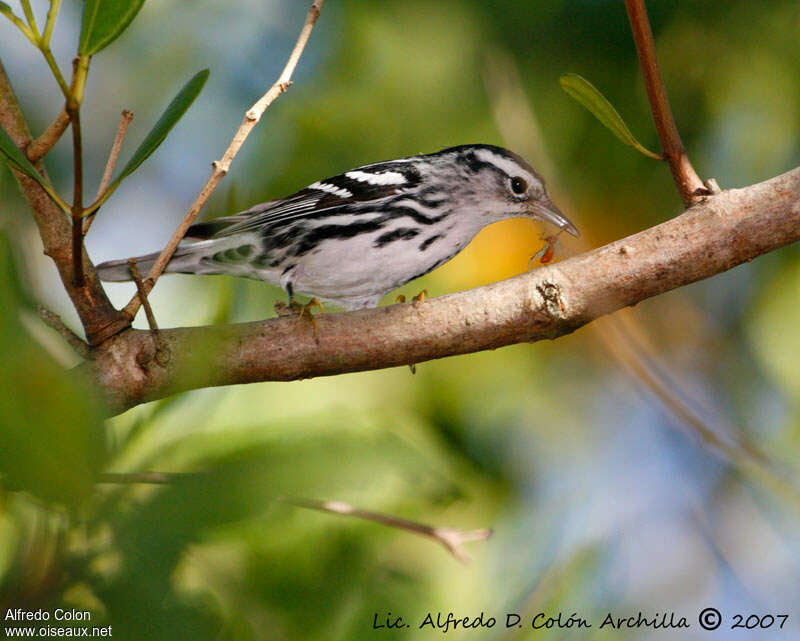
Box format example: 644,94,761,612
1,0,799,639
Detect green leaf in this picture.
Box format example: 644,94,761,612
0,125,49,188
559,73,662,160
111,69,209,186
79,0,147,55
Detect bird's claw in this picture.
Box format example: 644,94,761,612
394,292,425,372
395,289,427,307
274,298,324,337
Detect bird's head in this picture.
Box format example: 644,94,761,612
437,144,579,237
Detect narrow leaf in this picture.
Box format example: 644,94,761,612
79,0,146,55
113,69,209,186
0,125,50,188
559,73,662,160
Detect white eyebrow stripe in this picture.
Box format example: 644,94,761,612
309,181,352,198
474,148,539,187
345,170,407,185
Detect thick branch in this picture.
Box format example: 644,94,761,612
625,0,706,205
83,167,800,413
0,58,130,344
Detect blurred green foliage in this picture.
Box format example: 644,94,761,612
1,0,799,639
0,235,107,506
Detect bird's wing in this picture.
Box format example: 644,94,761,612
186,161,422,238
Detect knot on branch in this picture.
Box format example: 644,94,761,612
134,338,170,371
134,339,156,372
536,281,566,320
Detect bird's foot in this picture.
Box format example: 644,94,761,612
274,298,324,337
395,290,427,374
395,289,428,307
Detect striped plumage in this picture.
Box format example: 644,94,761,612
96,144,578,310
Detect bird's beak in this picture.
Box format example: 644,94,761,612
529,198,580,237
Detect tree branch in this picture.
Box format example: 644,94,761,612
624,0,707,205
128,258,169,367
27,107,69,161
283,497,492,563
599,312,800,509
81,166,800,413
122,0,325,322
84,109,134,233
37,305,90,358
67,55,91,286
0,57,130,345
69,106,85,286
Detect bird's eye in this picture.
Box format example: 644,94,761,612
510,176,528,195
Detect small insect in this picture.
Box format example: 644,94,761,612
529,232,566,268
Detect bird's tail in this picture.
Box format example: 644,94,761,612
95,244,209,282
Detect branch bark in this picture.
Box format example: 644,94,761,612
83,166,800,414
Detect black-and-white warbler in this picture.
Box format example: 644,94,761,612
97,144,578,310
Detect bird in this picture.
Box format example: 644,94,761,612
96,144,579,311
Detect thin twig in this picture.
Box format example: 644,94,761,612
27,107,69,162
122,0,325,321
19,0,38,35
127,260,159,333
84,110,134,233
0,3,37,44
39,45,70,98
97,472,196,484
600,315,800,509
42,0,61,45
36,305,90,358
624,0,706,205
283,497,492,563
128,259,169,366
